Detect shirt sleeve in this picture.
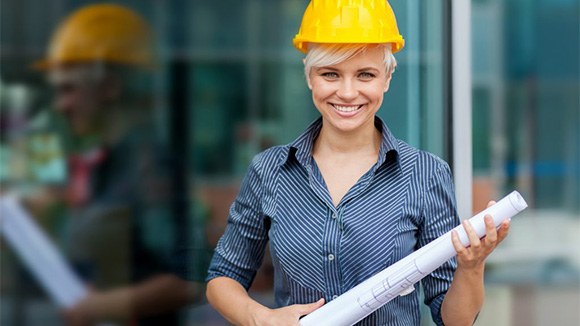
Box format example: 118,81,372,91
206,153,270,290
418,159,460,326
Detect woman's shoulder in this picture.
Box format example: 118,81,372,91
248,145,290,172
395,139,452,177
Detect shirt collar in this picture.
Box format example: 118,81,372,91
278,116,401,171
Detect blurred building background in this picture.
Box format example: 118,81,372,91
0,0,578,325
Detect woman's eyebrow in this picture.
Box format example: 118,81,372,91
315,66,381,72
316,67,339,71
357,67,381,72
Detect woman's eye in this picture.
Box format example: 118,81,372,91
359,72,375,79
322,72,339,78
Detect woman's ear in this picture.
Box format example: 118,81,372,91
304,58,313,90
383,66,395,93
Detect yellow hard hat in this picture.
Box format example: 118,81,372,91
293,0,405,53
33,4,155,70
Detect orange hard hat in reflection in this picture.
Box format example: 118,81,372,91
33,4,155,70
293,0,405,53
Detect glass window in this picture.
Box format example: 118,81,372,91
472,0,579,324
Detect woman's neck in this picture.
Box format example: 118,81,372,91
313,117,382,158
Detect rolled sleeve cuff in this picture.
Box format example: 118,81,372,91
206,251,256,290
429,293,446,326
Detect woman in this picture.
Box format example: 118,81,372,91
206,1,510,325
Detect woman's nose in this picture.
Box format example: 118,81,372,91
336,79,358,101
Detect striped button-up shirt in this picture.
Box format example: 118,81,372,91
207,116,459,326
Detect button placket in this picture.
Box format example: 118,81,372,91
322,206,342,301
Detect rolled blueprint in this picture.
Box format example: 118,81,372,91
300,191,528,326
0,196,88,308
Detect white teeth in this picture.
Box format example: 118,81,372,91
333,104,362,112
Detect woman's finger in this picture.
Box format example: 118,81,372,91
496,220,511,244
486,200,496,209
295,298,325,316
463,220,482,250
483,214,498,250
451,230,467,254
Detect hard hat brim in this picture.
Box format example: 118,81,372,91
293,37,405,54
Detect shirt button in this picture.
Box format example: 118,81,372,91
328,254,335,261
332,295,338,300
332,213,337,219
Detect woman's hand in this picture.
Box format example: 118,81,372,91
451,200,511,270
208,277,323,326
251,298,324,326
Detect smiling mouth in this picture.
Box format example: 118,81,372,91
331,104,364,112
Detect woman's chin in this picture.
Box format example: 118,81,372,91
324,116,369,133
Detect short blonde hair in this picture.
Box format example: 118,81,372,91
303,43,397,79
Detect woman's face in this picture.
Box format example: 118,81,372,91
308,45,392,133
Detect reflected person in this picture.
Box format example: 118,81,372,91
33,4,206,326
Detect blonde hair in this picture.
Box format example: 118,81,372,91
303,43,397,79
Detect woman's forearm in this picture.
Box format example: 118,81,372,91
440,264,485,326
207,277,269,326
